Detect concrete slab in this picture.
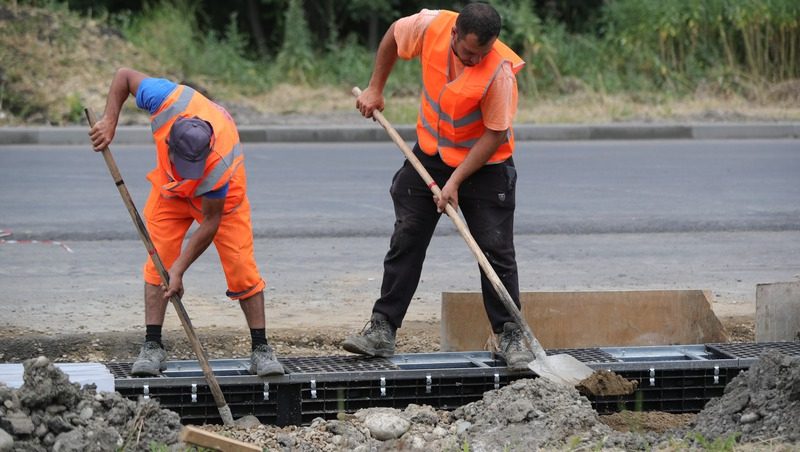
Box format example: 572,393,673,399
0,362,115,392
756,281,800,342
440,290,728,351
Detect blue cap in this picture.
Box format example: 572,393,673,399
168,117,213,179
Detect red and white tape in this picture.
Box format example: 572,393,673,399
0,229,73,253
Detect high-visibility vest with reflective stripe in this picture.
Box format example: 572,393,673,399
147,85,246,213
417,11,524,167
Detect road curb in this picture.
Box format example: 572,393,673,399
0,123,798,145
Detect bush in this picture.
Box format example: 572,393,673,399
122,0,268,92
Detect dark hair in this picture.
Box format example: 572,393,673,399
455,2,501,46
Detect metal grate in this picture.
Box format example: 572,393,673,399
546,348,618,363
281,355,399,373
106,362,138,379
706,342,800,360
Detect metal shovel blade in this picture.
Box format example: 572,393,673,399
529,353,595,387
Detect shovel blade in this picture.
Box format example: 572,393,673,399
528,353,595,387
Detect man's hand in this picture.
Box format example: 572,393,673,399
87,67,147,151
163,269,185,301
88,115,117,151
435,180,460,214
356,86,385,119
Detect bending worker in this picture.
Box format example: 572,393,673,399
344,3,534,370
89,68,283,377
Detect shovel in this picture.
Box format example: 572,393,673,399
84,108,235,425
352,87,594,386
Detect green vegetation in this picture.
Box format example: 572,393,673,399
1,0,798,124
121,1,267,93
689,432,742,451
113,0,800,97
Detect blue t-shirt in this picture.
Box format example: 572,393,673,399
136,78,228,198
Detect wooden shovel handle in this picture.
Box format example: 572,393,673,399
351,87,547,360
85,108,234,425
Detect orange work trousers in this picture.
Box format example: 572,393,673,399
142,189,265,300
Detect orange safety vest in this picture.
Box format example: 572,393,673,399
147,85,246,213
417,11,524,168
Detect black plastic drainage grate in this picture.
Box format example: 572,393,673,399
106,362,136,379
706,341,800,360
546,347,618,363
105,343,800,425
591,367,738,414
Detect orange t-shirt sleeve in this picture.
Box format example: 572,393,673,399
394,9,439,60
481,62,518,131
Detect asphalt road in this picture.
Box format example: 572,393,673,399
0,139,798,333
1,139,798,239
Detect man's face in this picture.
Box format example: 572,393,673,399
451,28,495,67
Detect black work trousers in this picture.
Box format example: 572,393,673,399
372,144,521,334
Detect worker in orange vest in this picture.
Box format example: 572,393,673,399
89,68,284,377
344,3,534,370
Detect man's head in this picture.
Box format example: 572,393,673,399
451,2,501,67
167,117,213,180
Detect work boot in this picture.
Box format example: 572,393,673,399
250,344,285,376
342,313,396,357
498,322,534,372
131,341,167,377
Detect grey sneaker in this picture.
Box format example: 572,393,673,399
342,313,396,357
250,344,284,376
131,341,167,377
498,322,534,372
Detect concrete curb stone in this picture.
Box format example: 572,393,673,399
0,123,797,145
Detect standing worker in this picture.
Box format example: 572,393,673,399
89,68,284,377
344,3,534,370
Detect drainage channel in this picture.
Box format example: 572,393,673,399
106,342,800,426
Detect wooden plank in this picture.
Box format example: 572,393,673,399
179,425,262,452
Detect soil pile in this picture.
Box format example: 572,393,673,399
690,349,800,443
206,379,657,451
578,369,638,397
0,356,181,451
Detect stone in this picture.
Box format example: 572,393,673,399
234,415,261,429
403,404,439,425
0,428,13,452
2,412,34,435
739,412,760,424
363,412,411,441
455,420,472,435
79,407,93,421
503,399,534,423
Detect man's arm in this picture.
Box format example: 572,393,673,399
163,196,225,300
435,129,507,213
88,67,148,150
356,22,399,119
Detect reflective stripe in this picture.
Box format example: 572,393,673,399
420,112,479,149
150,87,196,133
452,108,482,128
195,143,243,195
422,87,483,128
